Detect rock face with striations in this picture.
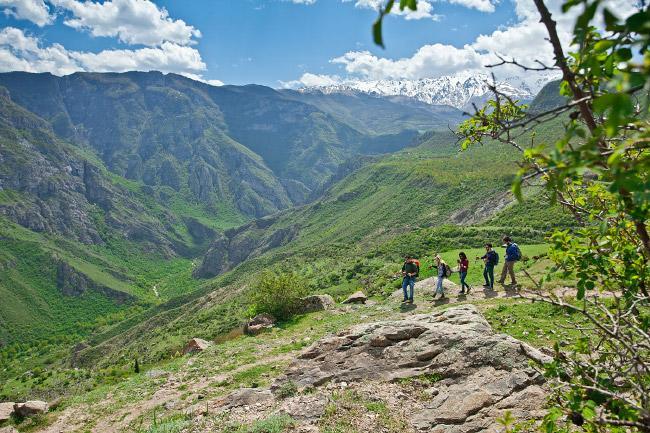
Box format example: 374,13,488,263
277,305,549,432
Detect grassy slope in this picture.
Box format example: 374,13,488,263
63,117,574,374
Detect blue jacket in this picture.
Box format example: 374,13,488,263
505,243,519,262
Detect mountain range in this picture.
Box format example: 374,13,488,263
297,72,556,111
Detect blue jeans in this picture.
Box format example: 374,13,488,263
436,276,444,295
459,271,470,291
402,275,416,300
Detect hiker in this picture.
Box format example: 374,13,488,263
498,236,520,286
432,255,449,300
458,252,471,294
401,255,419,303
476,243,498,290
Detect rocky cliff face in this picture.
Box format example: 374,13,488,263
0,87,190,256
193,215,299,278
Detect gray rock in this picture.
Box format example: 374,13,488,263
279,305,547,432
297,295,335,314
342,291,367,304
223,388,274,408
13,401,48,417
244,314,275,336
183,338,211,354
0,402,14,422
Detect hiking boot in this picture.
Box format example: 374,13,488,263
466,286,472,294
408,299,414,304
460,289,465,295
402,298,408,303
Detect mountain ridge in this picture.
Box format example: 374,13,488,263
296,72,556,111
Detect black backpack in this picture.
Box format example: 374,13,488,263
488,251,499,266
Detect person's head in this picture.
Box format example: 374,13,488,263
503,236,512,245
404,255,412,261
459,252,467,260
485,243,492,251
435,254,442,264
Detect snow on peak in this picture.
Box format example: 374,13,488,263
298,73,548,111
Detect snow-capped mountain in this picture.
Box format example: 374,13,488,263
299,72,552,111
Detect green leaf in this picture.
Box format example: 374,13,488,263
372,17,384,48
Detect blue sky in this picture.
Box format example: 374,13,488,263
0,0,636,88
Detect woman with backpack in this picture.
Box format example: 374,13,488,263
432,255,449,300
458,252,471,294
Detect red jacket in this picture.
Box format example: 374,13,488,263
459,258,469,272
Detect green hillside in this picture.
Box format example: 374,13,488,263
63,119,574,379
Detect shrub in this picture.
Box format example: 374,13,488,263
248,270,307,322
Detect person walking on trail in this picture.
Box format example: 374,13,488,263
498,236,520,287
432,255,449,300
401,255,419,303
477,243,498,290
458,252,471,295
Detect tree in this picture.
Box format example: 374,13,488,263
376,0,649,431
134,358,140,374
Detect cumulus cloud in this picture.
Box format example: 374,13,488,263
0,0,53,26
332,44,483,80
50,0,201,46
349,0,441,20
446,0,495,13
279,72,343,88
0,27,215,80
293,0,639,90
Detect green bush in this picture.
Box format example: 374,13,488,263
248,271,307,322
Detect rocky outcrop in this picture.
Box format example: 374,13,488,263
56,261,134,304
243,314,275,336
342,291,367,304
194,217,299,279
13,401,48,417
297,294,335,313
274,305,547,432
0,402,14,422
183,338,211,354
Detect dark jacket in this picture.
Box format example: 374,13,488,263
402,260,419,277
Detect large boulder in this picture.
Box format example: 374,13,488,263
0,402,14,422
278,305,548,432
13,401,48,417
183,338,211,354
297,295,335,313
342,291,367,304
244,314,275,336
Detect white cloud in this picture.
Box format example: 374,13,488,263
332,44,483,80
0,0,53,26
446,0,495,13
50,0,201,46
0,27,216,80
279,72,343,88
294,0,640,90
349,0,441,20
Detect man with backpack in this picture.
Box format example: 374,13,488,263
477,243,498,290
401,255,419,303
498,236,520,287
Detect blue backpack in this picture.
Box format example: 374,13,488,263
511,243,522,261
